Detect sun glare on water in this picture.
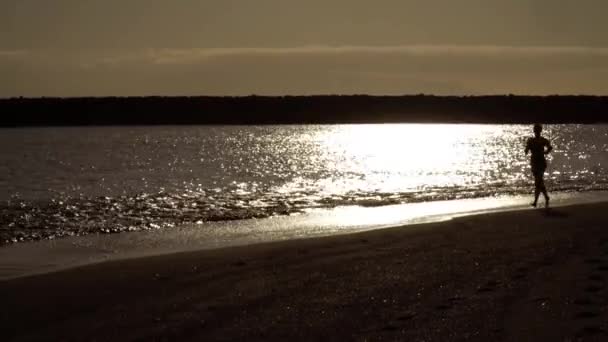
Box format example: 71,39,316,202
310,123,509,194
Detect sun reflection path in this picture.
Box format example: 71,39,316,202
293,123,523,196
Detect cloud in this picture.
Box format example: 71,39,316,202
0,50,28,58
3,45,608,96
79,45,608,66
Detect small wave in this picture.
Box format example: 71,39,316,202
2,180,608,245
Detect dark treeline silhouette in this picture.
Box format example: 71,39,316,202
1,95,607,127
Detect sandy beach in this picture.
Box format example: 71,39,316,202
2,202,608,341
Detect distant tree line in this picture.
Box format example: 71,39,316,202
1,95,607,127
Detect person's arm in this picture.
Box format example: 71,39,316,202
545,140,553,155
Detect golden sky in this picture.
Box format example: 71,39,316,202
2,0,608,96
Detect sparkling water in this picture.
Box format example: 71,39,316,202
1,124,607,243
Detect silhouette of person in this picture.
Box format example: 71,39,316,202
525,124,553,208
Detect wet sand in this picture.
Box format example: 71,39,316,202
2,202,608,341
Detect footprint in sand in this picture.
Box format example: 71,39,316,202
396,312,416,321
382,324,399,332
476,280,501,293
573,298,595,306
540,259,555,267
153,273,171,280
435,304,452,311
511,267,529,280
588,274,604,281
531,296,550,303
596,265,608,272
576,325,605,337
574,311,599,319
584,258,603,265
448,296,465,303
434,296,465,311
584,285,603,293
511,273,527,280
476,287,493,293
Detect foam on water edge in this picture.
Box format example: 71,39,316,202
1,191,607,281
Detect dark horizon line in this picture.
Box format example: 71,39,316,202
2,94,608,100
2,94,608,127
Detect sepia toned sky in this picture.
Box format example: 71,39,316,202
2,0,608,97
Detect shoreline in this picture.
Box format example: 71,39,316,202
2,201,608,340
1,191,608,281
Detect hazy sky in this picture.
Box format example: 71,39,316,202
2,0,608,96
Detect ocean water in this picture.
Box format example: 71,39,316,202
1,124,607,244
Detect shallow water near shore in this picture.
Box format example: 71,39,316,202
1,191,607,281
1,124,608,244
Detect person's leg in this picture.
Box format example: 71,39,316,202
540,174,550,207
532,174,541,207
